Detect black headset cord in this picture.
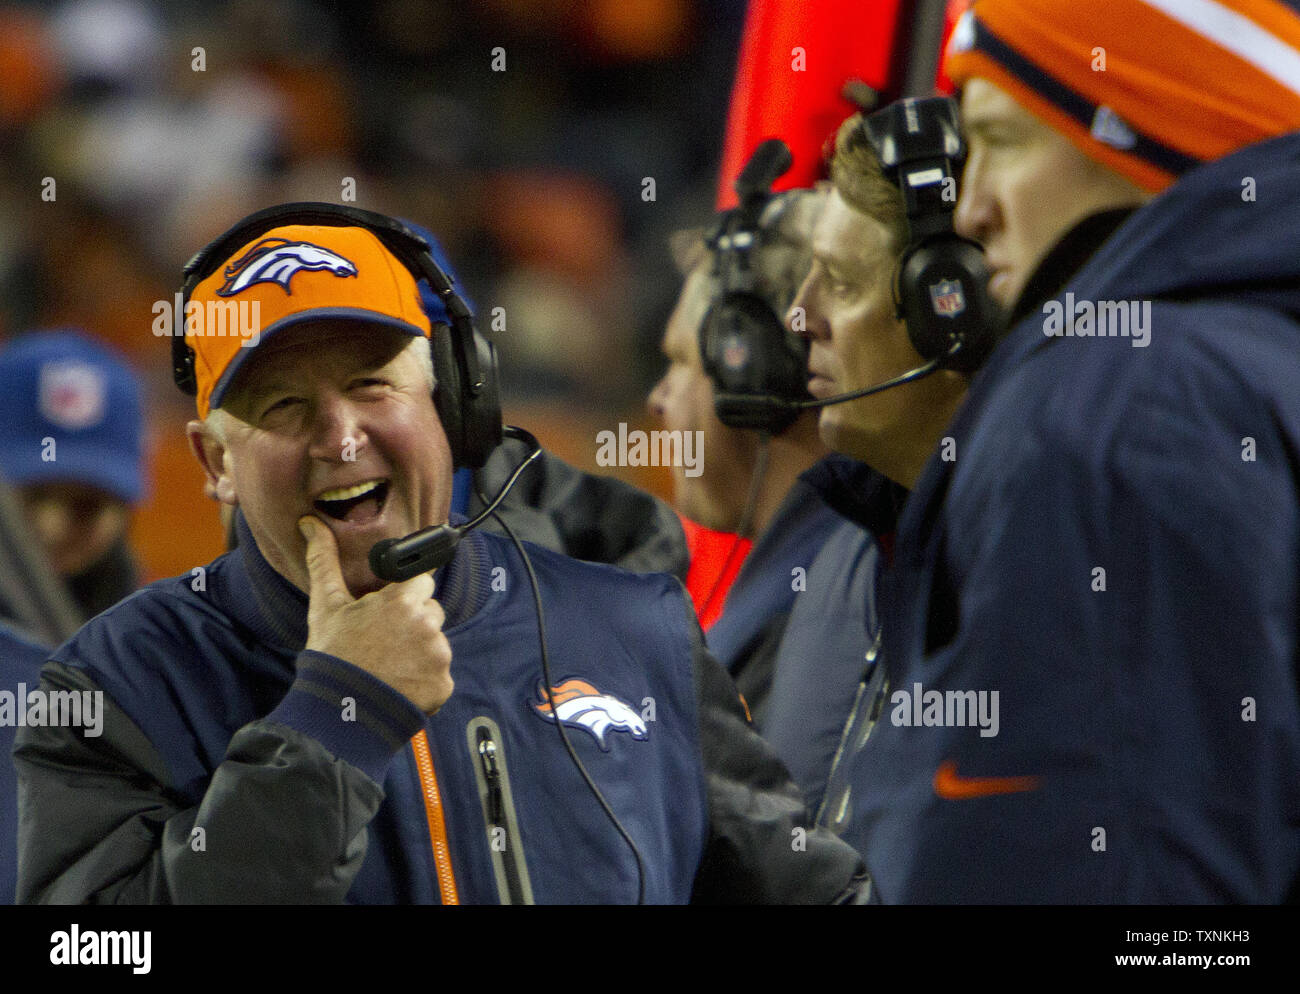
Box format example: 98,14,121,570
476,481,648,905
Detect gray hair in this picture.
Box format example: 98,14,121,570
669,186,829,318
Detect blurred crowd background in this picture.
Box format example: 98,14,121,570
0,0,748,581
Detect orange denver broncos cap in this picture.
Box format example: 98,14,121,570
943,0,1300,193
186,224,433,419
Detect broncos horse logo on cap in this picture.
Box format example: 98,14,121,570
531,678,649,751
217,239,358,297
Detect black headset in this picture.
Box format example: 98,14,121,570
175,202,502,469
861,96,995,373
698,139,813,435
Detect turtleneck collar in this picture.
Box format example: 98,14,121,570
1003,207,1138,330
800,454,907,538
233,510,492,652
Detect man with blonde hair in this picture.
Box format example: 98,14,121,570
848,0,1300,902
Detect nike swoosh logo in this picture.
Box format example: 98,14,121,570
933,760,1041,800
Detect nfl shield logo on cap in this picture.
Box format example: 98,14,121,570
930,279,966,319
39,359,107,430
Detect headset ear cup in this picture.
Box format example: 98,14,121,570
460,332,501,468
700,292,805,434
432,320,502,469
899,239,997,371
430,323,466,467
697,301,725,386
173,277,200,395
899,247,948,361
898,241,997,369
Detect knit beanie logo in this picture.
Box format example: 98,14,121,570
1090,105,1137,151
948,9,977,55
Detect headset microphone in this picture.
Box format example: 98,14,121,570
740,340,962,418
734,137,793,201
700,139,813,435
369,425,541,582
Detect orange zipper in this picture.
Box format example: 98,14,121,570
411,730,459,905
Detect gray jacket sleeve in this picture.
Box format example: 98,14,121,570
14,654,421,904
683,596,873,904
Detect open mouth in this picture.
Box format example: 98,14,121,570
313,479,390,524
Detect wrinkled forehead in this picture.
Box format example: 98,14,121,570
958,77,1040,136
222,321,413,406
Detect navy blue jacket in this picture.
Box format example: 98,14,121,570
850,131,1300,902
14,515,865,904
0,624,49,904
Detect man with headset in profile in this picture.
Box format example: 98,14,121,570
776,98,995,871
14,203,869,904
845,0,1300,903
648,174,894,821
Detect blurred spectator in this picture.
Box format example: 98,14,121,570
0,330,146,623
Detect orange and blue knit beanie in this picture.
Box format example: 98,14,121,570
943,0,1300,191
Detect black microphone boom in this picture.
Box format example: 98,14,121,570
742,340,962,416
368,524,462,582
368,425,542,582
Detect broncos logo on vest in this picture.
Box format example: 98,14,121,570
217,239,358,297
530,679,649,750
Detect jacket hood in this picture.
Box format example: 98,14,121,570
1074,129,1300,319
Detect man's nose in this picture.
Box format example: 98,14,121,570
787,272,823,340
307,395,365,462
954,153,995,244
646,375,668,420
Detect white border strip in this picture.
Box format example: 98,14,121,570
1140,0,1300,94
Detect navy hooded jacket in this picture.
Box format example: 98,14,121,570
850,130,1300,902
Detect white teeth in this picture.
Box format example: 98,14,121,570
317,479,385,502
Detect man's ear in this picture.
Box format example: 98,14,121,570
186,420,238,506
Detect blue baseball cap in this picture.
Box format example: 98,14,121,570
404,219,476,323
0,330,145,504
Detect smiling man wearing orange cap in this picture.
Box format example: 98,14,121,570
844,0,1300,902
14,204,870,905
187,222,451,602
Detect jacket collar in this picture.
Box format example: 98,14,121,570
232,510,490,652
1003,207,1137,330
799,454,906,538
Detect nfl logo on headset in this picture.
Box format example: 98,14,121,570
721,333,749,371
929,279,965,318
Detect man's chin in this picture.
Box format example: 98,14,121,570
344,570,388,599
818,410,873,464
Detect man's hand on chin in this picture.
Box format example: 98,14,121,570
299,515,453,715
